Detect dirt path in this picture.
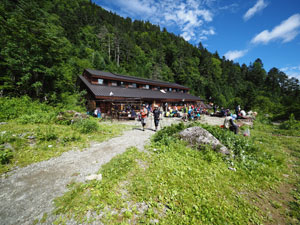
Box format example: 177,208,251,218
0,118,184,225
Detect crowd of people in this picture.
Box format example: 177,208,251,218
92,103,256,134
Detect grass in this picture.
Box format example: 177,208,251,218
0,119,127,174
51,121,300,224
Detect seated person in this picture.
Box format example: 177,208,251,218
238,110,251,119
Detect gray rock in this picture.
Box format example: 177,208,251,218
228,167,236,172
85,174,102,181
4,143,14,151
27,135,36,140
0,122,8,125
179,126,231,155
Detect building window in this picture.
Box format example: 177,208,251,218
98,79,103,85
111,81,117,86
128,83,137,88
169,88,172,92
145,85,149,89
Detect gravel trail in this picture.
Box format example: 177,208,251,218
0,116,221,225
0,125,156,225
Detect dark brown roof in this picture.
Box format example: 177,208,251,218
85,69,189,90
79,75,201,101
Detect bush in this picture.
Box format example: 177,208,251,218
0,147,13,164
37,127,58,141
18,112,56,124
55,110,88,125
279,114,300,130
0,96,56,122
54,92,86,112
199,124,258,158
152,122,185,143
72,119,99,134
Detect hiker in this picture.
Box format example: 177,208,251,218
213,104,217,114
224,116,239,134
229,118,239,134
235,105,241,118
152,105,161,131
182,104,188,121
96,107,101,118
140,105,148,131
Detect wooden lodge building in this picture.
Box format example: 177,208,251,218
78,69,202,115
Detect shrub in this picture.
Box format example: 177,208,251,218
0,96,56,122
37,127,58,141
0,147,13,164
72,119,99,134
279,114,300,130
18,112,56,124
55,110,88,125
199,124,258,158
152,122,185,143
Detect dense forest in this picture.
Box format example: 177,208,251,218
1,0,299,119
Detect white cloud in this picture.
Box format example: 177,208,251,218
98,0,216,43
219,3,239,13
114,0,157,16
251,14,300,44
243,0,268,21
280,65,300,79
163,3,214,42
224,49,248,61
198,28,215,40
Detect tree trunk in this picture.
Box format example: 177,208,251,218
117,44,120,67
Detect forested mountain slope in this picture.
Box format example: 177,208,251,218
0,0,299,119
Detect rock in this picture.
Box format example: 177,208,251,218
228,167,236,172
85,174,102,181
27,135,36,140
179,126,231,155
4,143,14,151
0,122,8,125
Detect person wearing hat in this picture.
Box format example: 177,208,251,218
152,104,161,131
140,104,148,131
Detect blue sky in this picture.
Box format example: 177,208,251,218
93,0,300,80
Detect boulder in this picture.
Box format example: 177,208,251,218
179,126,231,155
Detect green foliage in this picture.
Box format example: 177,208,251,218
18,112,56,124
197,123,258,158
54,147,143,220
279,114,300,130
0,121,126,174
152,122,185,144
53,92,86,112
72,118,99,134
0,147,13,164
1,0,299,118
52,121,300,224
0,96,55,121
36,127,58,141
